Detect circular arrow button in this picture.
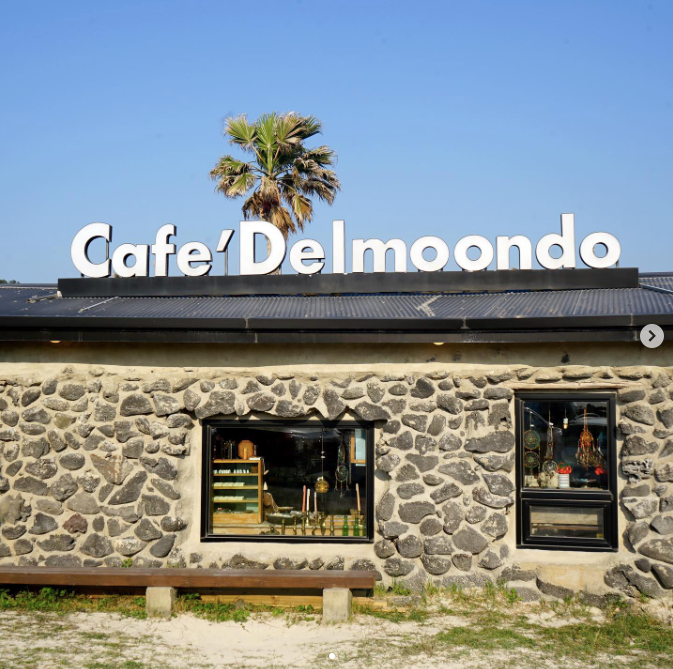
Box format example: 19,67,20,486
640,324,664,349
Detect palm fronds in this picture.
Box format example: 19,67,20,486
210,112,340,239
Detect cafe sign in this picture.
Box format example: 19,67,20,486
71,214,621,278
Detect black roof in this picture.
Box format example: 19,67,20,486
1,270,672,344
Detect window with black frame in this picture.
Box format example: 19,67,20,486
516,394,617,551
201,420,373,542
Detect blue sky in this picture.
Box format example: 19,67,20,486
1,0,671,280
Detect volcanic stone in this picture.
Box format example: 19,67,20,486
374,539,396,559
2,524,26,540
152,478,180,500
380,521,408,539
397,534,423,558
652,564,673,589
38,533,75,552
638,536,673,565
366,383,385,403
452,526,488,555
656,463,673,483
465,505,487,524
623,497,658,519
247,393,276,411
65,492,99,515
63,513,88,534
442,501,463,533
414,435,436,455
472,486,514,509
59,453,85,471
108,471,147,505
398,501,435,524
437,395,463,414
391,431,413,451
276,400,304,417
15,476,48,496
354,402,390,421
406,454,438,472
482,472,515,496
622,459,655,483
397,482,424,499
29,512,58,535
59,384,86,401
139,456,178,481
421,554,451,575
160,516,186,532
452,554,472,571
322,389,345,420
465,432,515,454
438,461,479,485
24,458,58,480
478,550,503,570
135,518,162,541
395,463,419,481
430,482,462,504
420,516,443,536
658,406,673,429
377,454,400,473
383,557,415,577
114,536,147,556
438,434,462,453
482,512,508,539
622,405,655,426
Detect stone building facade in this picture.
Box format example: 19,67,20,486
1,337,672,602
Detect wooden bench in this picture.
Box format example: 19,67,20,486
0,567,376,622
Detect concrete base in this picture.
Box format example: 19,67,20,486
146,586,176,619
322,588,352,624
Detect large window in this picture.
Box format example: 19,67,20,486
201,419,373,542
516,394,617,551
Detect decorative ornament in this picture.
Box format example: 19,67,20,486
577,408,598,467
315,430,330,494
335,436,349,496
541,409,558,476
523,409,541,476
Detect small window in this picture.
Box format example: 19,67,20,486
201,419,373,542
516,394,617,551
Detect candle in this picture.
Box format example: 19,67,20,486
302,485,306,513
307,487,311,513
314,491,318,514
356,483,361,513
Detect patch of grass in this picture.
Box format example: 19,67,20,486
0,587,147,618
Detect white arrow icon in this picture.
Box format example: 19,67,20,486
640,324,664,349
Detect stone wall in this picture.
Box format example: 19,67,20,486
0,360,672,600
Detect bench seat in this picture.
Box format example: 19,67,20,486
0,567,376,621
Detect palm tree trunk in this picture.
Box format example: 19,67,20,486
267,237,281,275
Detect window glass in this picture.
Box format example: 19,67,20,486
206,423,369,540
521,399,609,490
529,505,605,540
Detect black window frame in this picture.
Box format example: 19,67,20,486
515,392,618,552
200,417,375,544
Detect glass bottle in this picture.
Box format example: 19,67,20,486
342,516,349,537
353,516,360,537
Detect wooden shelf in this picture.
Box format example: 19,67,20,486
211,458,263,525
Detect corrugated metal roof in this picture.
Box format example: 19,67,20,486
1,273,672,333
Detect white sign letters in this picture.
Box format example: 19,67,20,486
71,214,622,278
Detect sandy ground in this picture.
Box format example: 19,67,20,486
0,606,671,669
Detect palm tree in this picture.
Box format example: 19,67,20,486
210,112,341,268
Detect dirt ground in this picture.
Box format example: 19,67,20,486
1,598,673,669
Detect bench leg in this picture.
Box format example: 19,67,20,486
322,588,352,624
146,586,176,619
